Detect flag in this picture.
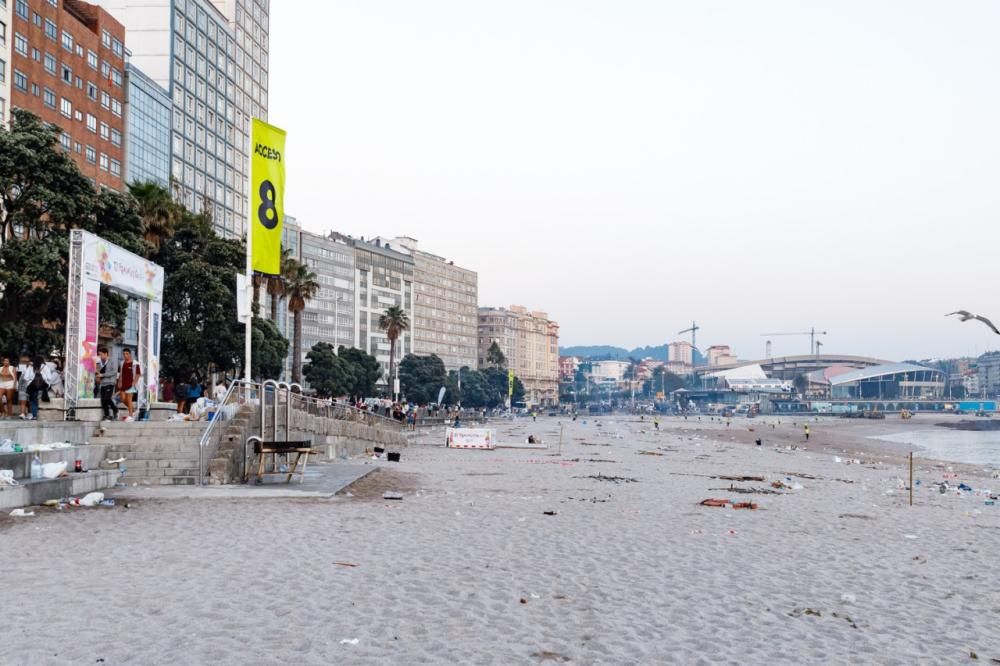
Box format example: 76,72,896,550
250,118,286,275
508,369,515,397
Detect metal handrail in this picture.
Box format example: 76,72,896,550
197,379,260,485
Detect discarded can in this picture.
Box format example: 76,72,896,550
75,459,83,473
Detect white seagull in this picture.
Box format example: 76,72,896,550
946,310,1000,335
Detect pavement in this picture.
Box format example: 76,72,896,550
109,460,377,500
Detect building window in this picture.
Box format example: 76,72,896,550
86,82,97,100
43,87,56,108
110,68,122,87
101,30,111,49
44,53,56,74
60,97,71,117
112,38,123,58
60,132,71,151
87,50,97,70
86,113,96,133
100,60,109,78
13,69,27,92
14,32,27,56
15,0,28,20
111,98,121,117
99,121,108,139
44,19,56,41
61,64,72,84
61,31,73,52
110,159,121,176
85,145,96,163
99,153,109,171
110,128,121,147
0,59,5,84
100,91,109,109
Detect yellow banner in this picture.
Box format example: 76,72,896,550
250,118,286,275
508,369,515,397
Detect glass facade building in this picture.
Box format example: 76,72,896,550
96,0,269,238
830,363,945,400
124,63,170,186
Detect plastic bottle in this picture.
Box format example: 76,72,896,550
30,455,43,480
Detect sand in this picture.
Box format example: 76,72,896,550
3,415,999,664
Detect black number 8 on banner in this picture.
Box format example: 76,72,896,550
257,179,278,229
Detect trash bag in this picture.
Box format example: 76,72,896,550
41,461,68,479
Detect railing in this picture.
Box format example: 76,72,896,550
197,379,260,485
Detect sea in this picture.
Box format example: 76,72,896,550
873,429,1000,467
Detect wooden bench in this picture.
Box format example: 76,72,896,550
253,440,313,484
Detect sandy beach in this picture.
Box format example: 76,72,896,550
3,414,999,664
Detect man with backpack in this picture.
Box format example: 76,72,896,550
96,347,119,421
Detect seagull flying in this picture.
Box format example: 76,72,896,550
946,310,1000,335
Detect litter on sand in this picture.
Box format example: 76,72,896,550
9,508,35,517
382,492,404,501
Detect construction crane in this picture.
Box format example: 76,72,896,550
760,327,828,356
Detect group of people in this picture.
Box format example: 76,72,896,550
0,355,64,420
95,347,142,421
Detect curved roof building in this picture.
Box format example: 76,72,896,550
829,363,945,400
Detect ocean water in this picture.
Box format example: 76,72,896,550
873,429,1000,467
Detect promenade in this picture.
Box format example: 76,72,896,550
3,415,997,664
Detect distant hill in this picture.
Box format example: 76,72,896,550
561,344,693,363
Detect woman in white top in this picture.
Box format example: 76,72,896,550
0,357,16,418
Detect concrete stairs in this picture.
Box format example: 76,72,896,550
0,443,120,510
93,420,207,486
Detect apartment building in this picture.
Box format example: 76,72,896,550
9,0,126,189
371,236,478,373
1,0,11,124
96,0,269,237
296,228,356,367
352,237,413,389
478,305,559,406
123,62,169,185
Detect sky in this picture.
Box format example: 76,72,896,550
269,0,1000,362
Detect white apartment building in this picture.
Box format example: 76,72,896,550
668,340,694,366
352,237,413,390
96,0,269,238
1,0,10,125
372,236,478,373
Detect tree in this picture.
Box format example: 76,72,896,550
377,305,410,394
303,342,354,397
129,181,179,251
284,258,319,384
267,248,294,322
485,341,506,368
252,317,289,380
0,109,96,242
399,354,446,404
337,346,381,398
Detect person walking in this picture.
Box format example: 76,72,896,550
116,348,141,421
804,424,810,442
0,357,16,418
96,347,119,421
16,356,36,420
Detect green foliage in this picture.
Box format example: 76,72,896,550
643,367,685,397
399,354,446,404
441,365,525,408
252,317,289,380
129,181,179,250
337,345,381,398
0,235,67,357
284,258,319,384
303,342,354,397
485,341,506,368
0,109,96,239
378,305,410,390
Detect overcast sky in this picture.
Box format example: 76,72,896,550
269,1,1000,362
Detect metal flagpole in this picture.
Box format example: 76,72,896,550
244,125,253,382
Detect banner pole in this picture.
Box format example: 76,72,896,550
244,127,253,383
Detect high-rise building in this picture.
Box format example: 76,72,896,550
478,305,560,406
1,0,11,125
352,237,414,389
370,236,478,374
96,0,270,238
9,0,126,190
293,229,356,372
123,62,170,185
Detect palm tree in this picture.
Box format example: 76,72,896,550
129,181,180,250
267,249,294,321
284,259,319,383
378,305,410,397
